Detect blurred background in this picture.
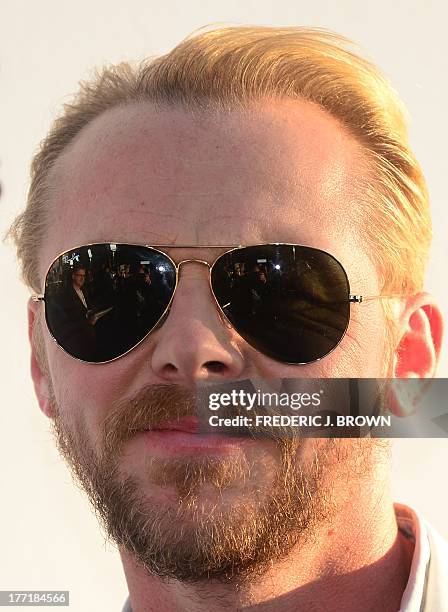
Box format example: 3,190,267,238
1,1,447,610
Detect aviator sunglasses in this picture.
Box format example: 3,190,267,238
32,243,390,365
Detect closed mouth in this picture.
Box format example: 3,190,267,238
137,416,199,434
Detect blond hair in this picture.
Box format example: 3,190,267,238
8,25,431,319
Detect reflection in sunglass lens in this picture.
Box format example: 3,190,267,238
44,244,176,362
211,245,350,363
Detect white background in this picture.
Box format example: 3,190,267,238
1,1,447,610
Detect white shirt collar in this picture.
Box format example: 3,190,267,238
74,285,87,309
396,503,431,612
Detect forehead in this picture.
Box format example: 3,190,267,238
41,99,371,285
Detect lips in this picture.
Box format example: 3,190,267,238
141,415,199,434
134,415,256,456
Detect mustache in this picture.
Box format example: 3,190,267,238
101,384,197,457
100,382,305,462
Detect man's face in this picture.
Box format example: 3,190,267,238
72,269,86,288
36,99,388,582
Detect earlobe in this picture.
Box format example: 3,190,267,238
389,293,444,416
27,298,55,419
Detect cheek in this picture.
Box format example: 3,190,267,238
329,302,387,377
45,334,146,436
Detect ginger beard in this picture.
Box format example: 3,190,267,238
46,380,385,586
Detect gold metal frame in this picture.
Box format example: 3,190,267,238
31,242,404,365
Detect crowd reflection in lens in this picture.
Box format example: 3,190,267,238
45,244,176,362
212,245,350,363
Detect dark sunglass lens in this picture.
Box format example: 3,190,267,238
211,245,350,363
44,244,176,362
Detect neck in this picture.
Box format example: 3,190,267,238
119,476,413,612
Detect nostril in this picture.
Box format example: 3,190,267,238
204,361,227,373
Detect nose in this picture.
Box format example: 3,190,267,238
150,262,246,383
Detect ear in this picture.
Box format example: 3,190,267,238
28,298,55,419
389,292,444,416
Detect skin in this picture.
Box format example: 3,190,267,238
72,269,86,289
28,99,443,611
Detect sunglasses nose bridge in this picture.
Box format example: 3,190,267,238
175,258,214,298
176,258,212,270
174,258,231,328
